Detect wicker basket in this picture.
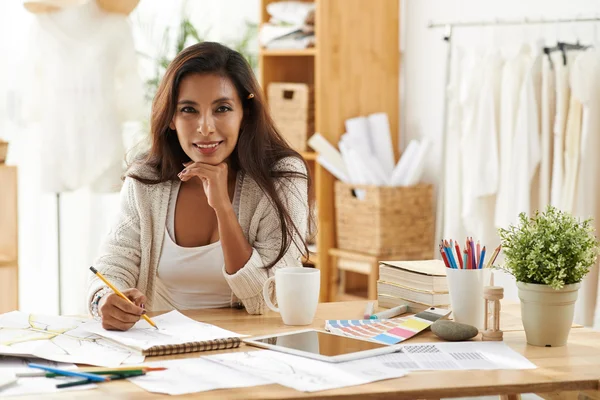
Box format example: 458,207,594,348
268,83,314,151
0,141,7,164
335,182,435,257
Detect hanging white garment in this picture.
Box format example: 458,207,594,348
495,45,531,228
505,51,542,223
442,46,467,240
22,2,144,193
560,88,582,213
459,52,484,236
462,53,503,245
571,49,600,329
538,54,555,210
549,52,575,208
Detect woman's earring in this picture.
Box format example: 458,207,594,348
247,93,255,99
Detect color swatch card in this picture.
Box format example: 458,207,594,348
325,307,451,345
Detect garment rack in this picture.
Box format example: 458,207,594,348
428,16,600,251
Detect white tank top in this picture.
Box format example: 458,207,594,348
155,181,232,310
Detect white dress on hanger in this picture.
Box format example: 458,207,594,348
506,50,542,223
560,79,583,213
494,45,530,228
462,52,503,245
571,49,600,329
23,2,144,193
442,47,467,240
459,52,483,236
538,54,555,210
549,52,575,208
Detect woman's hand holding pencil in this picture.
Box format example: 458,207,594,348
89,266,158,331
439,237,501,269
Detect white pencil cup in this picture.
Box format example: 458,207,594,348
446,268,491,330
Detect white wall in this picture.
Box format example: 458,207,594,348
401,0,600,300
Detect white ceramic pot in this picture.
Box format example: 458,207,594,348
517,281,580,347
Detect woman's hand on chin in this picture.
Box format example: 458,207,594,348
178,162,232,211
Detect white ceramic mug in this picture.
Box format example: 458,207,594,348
263,268,320,325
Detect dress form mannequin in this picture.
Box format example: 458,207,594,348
21,0,143,313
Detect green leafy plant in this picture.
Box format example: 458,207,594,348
498,205,599,290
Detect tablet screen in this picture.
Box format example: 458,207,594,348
254,330,387,357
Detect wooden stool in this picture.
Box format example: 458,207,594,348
329,248,406,301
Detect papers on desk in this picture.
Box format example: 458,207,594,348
127,358,270,395
81,311,243,353
204,349,407,392
372,342,536,371
308,113,429,187
0,311,143,367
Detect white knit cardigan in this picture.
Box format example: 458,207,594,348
87,157,308,314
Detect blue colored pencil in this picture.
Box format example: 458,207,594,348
28,363,108,382
479,247,486,269
443,242,457,269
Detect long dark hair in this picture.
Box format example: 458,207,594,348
129,42,312,267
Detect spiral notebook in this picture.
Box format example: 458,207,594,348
82,311,243,356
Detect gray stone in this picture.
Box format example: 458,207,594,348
431,320,479,341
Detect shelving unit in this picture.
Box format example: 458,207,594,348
259,0,399,301
0,165,18,312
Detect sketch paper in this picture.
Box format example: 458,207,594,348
81,311,243,351
0,356,75,375
0,376,96,397
374,342,535,371
0,311,142,367
204,349,407,392
128,358,270,395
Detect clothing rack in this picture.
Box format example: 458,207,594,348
428,16,600,250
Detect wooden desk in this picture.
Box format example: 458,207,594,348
22,301,600,399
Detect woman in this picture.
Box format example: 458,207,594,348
87,42,311,331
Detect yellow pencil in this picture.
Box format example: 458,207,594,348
484,245,501,269
89,266,158,329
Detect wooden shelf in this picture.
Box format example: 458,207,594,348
0,165,18,312
0,254,16,267
300,151,317,161
260,0,399,302
259,48,316,57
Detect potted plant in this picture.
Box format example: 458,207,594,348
498,206,599,347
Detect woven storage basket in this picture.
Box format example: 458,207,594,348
335,182,434,257
268,83,314,151
0,141,7,164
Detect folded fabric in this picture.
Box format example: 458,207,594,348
266,1,315,26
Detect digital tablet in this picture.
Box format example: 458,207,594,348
243,329,402,363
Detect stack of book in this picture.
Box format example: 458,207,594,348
377,260,450,312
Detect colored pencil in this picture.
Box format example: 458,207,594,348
56,378,92,389
479,246,486,270
440,245,451,268
21,367,167,378
470,239,476,269
463,249,467,270
466,241,472,269
485,245,501,269
443,242,457,269
489,245,502,266
89,266,158,329
476,241,481,267
28,363,108,383
455,241,463,269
